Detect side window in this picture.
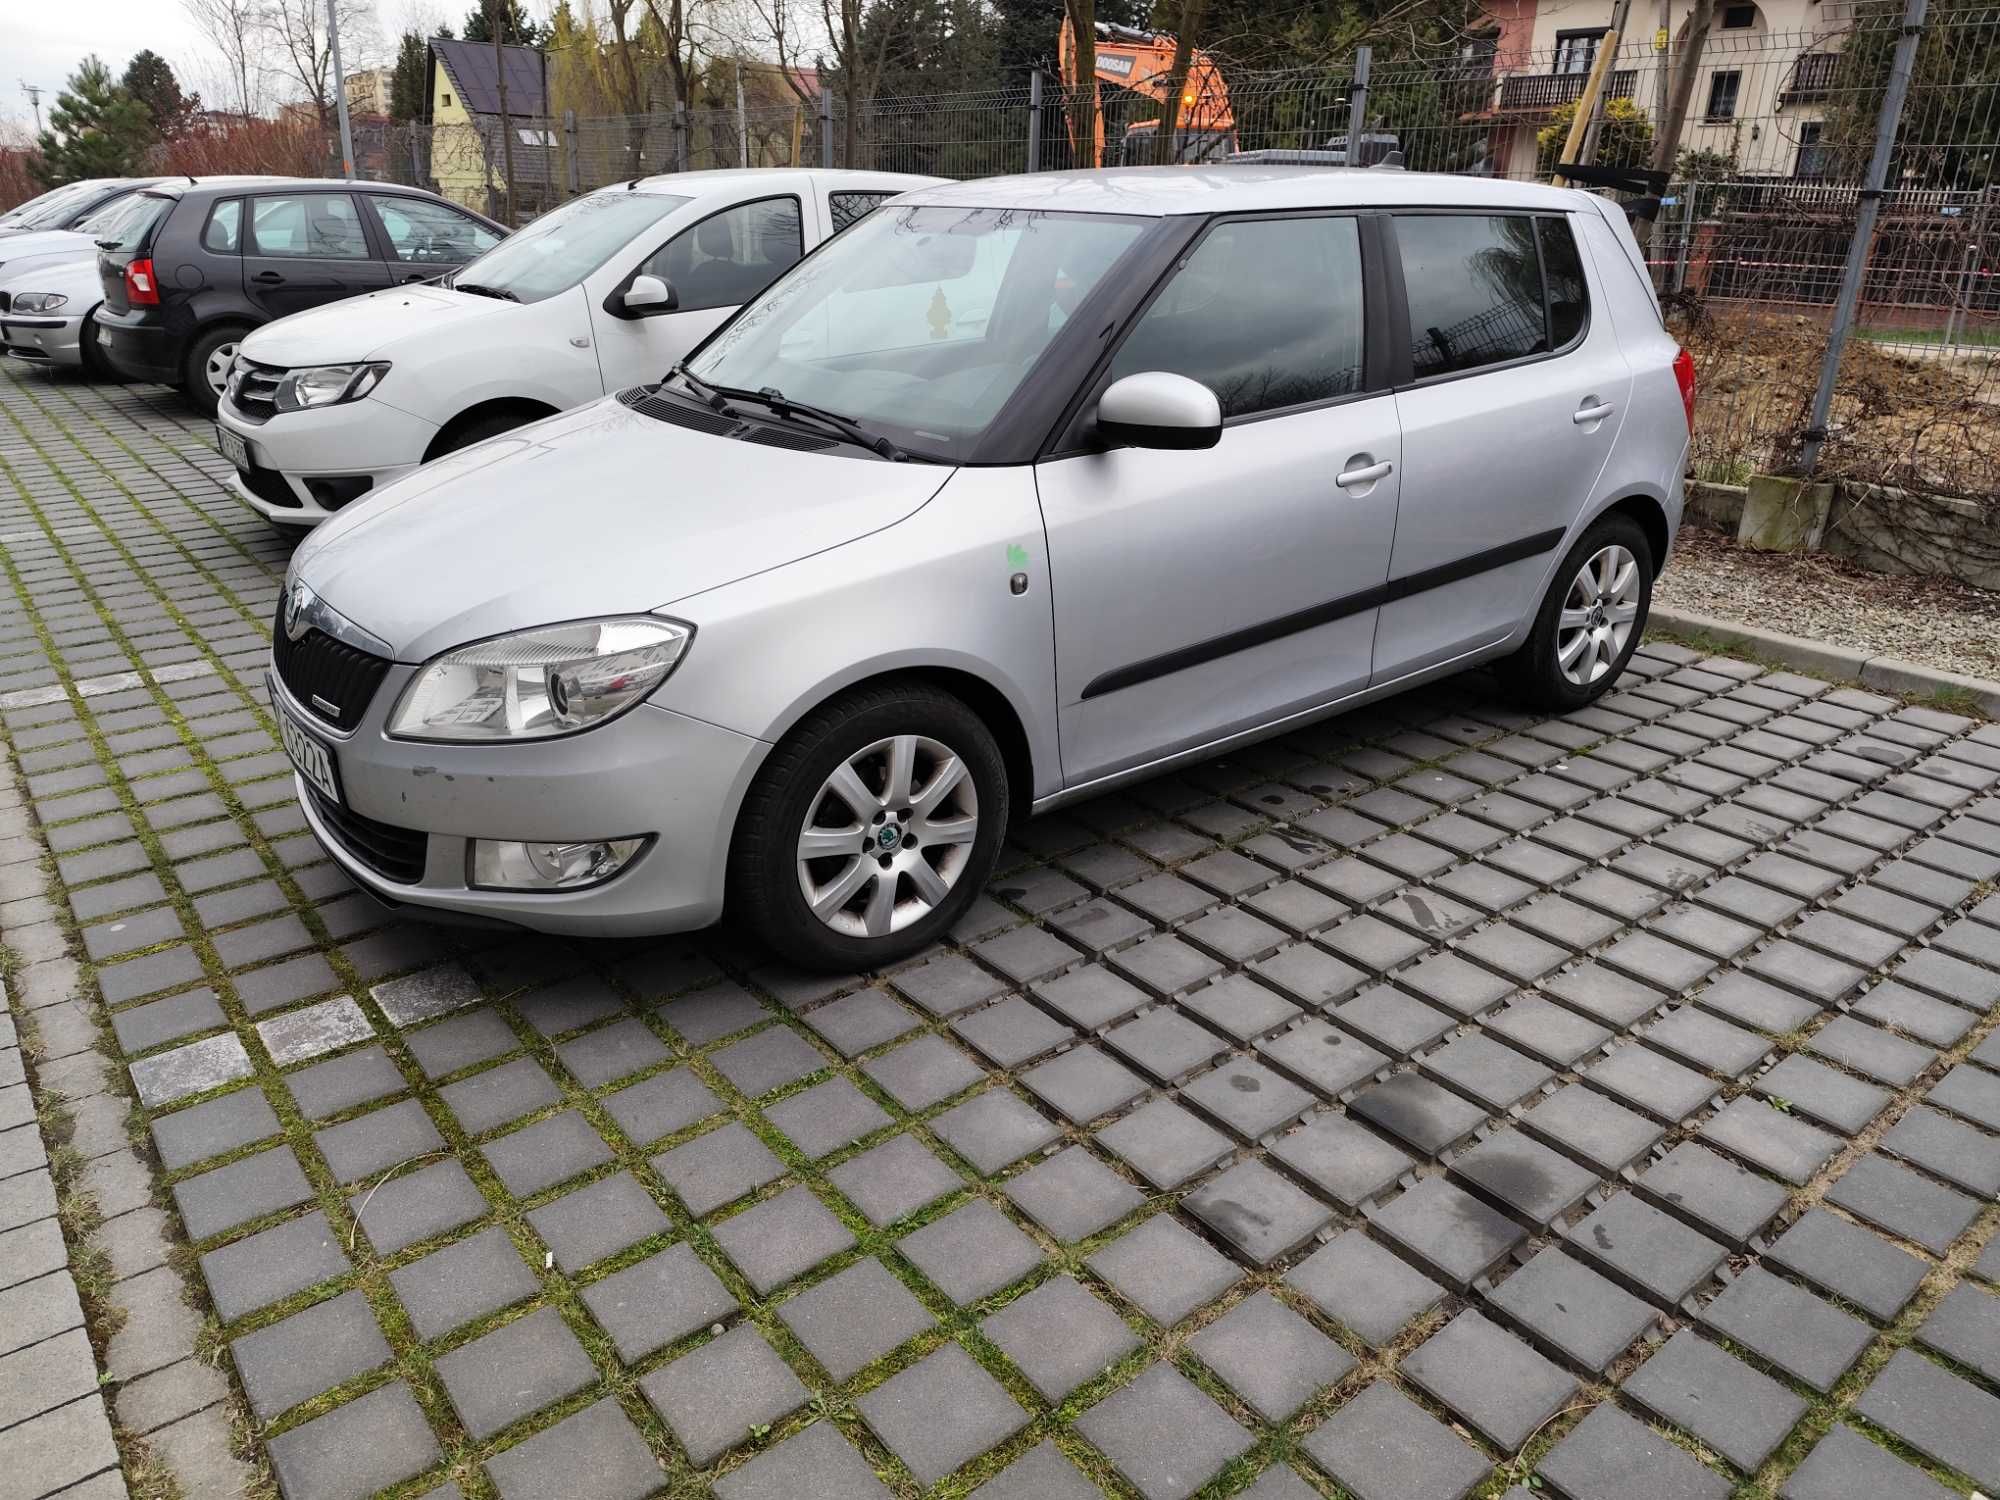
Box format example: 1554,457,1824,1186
828,191,891,235
203,200,242,254
642,198,803,313
248,194,370,259
1397,213,1547,378
1538,217,1589,348
1107,215,1365,420
373,197,502,264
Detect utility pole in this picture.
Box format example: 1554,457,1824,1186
1800,0,1929,475
327,0,357,179
19,82,43,135
1654,0,1672,146
1026,68,1043,172
736,59,748,168
1346,46,1371,161
490,0,518,226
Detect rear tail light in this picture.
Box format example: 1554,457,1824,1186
1672,346,1696,434
123,258,160,307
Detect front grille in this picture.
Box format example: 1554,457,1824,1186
617,386,741,436
272,600,392,732
0,291,10,313
306,785,427,884
229,359,285,424
239,463,301,508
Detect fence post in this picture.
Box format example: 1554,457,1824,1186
820,88,834,168
674,101,689,173
1346,47,1371,158
1027,69,1042,173
1800,0,1928,475
737,62,749,168
563,110,579,197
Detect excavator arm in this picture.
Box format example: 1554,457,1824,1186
1056,17,1235,168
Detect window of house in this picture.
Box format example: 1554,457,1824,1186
1705,71,1742,120
1794,121,1829,178
1108,214,1366,419
642,197,805,313
1721,3,1758,26
1554,30,1600,75
1397,213,1550,378
442,92,452,106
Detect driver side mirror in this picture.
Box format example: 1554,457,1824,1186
1094,371,1222,451
606,273,677,319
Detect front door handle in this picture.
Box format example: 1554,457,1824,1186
1573,400,1616,424
1335,459,1393,488
253,271,285,284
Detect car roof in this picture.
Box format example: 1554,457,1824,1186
617,167,947,197
891,165,1595,217
144,177,460,199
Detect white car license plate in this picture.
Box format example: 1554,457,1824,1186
216,423,250,470
279,702,341,805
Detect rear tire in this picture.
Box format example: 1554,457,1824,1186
181,324,250,416
79,315,123,381
728,681,1009,971
1498,512,1653,711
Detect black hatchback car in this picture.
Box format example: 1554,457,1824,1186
93,178,505,414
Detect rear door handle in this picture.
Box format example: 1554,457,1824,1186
1573,401,1616,424
1335,459,1393,488
253,271,285,284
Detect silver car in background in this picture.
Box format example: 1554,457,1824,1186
275,165,1692,969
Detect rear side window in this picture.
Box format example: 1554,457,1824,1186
203,200,242,253
1539,216,1590,347
1108,214,1365,419
1397,213,1550,378
829,191,892,234
248,194,370,259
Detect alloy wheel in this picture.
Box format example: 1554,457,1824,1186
1556,543,1641,686
795,734,979,938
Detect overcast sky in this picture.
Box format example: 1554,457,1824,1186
9,6,211,134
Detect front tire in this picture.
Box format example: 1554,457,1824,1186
181,324,250,416
729,681,1009,971
1499,513,1653,710
79,315,123,381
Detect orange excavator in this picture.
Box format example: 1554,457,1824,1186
1056,18,1236,167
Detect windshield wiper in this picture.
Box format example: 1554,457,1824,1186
452,281,518,301
668,363,739,420
707,383,907,462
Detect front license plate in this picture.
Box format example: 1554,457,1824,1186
216,423,250,470
279,702,341,805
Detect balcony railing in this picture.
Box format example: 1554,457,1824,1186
1496,69,1639,114
1782,52,1839,102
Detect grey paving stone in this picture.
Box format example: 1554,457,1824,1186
347,1158,489,1254
983,1273,1139,1402
1780,1422,1955,1500
580,1240,738,1363
0,1266,83,1359
647,981,768,1048
1699,1095,1841,1185
256,996,374,1068
713,1420,893,1500
230,1290,392,1422
640,1322,809,1466
952,995,1077,1069
651,1122,784,1216
437,1305,599,1440
1827,1152,1979,1256
970,1440,1098,1500
199,1209,349,1323
1249,942,1368,1009
898,1200,1044,1307
388,1225,539,1342
1103,1005,1230,1084
1254,1015,1390,1099
1076,1362,1253,1500
827,1132,962,1227
554,1018,671,1087
368,963,481,1027
149,1086,279,1171
1701,1266,1873,1393
105,1262,204,1384
1268,1110,1411,1211
1032,964,1153,1031
1583,1043,1717,1124
709,1026,825,1096
1302,1381,1489,1500
98,945,206,1006
1176,975,1302,1044
600,1068,720,1146
483,1397,661,1500
1020,1044,1149,1125
129,1032,253,1109
312,1097,444,1185
234,954,342,1018
1754,1053,1891,1136
1643,1006,1772,1079
173,1144,313,1241
778,1257,933,1382
1423,1031,1559,1112
1897,947,2000,1010
286,1045,408,1120
1004,1145,1143,1241
111,987,228,1055
858,1343,1029,1487
1693,972,1821,1037
890,953,1008,1017
1767,1208,1928,1322
932,1088,1062,1175
712,1185,854,1295
1087,1213,1240,1325
1350,1072,1487,1157
1181,1055,1315,1141
1519,1083,1663,1177
1637,1143,1787,1247
1917,1283,2000,1385
976,924,1084,986
764,1076,892,1158
1401,1309,1574,1453
402,1009,518,1079
1570,1190,1729,1307
0,1326,99,1434
482,1110,614,1198
1452,1129,1600,1226
0,1219,67,1293
1543,961,1665,1029
1486,995,1612,1068
1184,1158,1332,1267
1490,1244,1656,1371
1538,1402,1729,1500
1626,1327,1807,1472
1371,1176,1525,1291
1853,1348,2000,1493
801,987,920,1057
861,1032,985,1111
1881,1105,2000,1197
115,1353,233,1439
259,1381,443,1500
528,1171,672,1273
1190,1289,1355,1422
1931,1062,2000,1132
1855,982,1978,1049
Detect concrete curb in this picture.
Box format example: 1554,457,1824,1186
1650,605,2000,716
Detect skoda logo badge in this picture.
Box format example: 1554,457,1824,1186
876,824,901,852
284,583,313,642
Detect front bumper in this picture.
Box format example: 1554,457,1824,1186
273,661,768,936
90,309,180,384
220,396,437,527
0,314,84,367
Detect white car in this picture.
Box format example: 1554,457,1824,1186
0,253,119,375
218,168,944,529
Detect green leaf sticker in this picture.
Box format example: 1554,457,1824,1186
1006,542,1029,570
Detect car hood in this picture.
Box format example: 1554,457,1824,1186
242,283,515,365
292,394,956,662
0,229,94,266
0,248,103,293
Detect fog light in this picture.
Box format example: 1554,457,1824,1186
470,836,648,891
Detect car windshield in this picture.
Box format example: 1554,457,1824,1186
4,182,100,230
73,191,146,237
688,204,1150,461
444,189,690,303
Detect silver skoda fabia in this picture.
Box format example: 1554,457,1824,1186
275,165,1692,969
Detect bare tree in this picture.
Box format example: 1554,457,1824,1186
182,0,271,116
1638,0,1716,238
265,0,381,129
1155,0,1208,164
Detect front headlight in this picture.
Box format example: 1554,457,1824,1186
274,362,390,413
388,616,692,742
11,292,67,313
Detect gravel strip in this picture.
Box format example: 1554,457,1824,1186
1657,524,2000,679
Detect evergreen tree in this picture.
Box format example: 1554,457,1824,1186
463,0,547,47
391,31,432,120
122,50,199,140
33,56,153,186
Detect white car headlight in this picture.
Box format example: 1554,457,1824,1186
10,292,67,313
388,617,692,742
274,362,390,413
